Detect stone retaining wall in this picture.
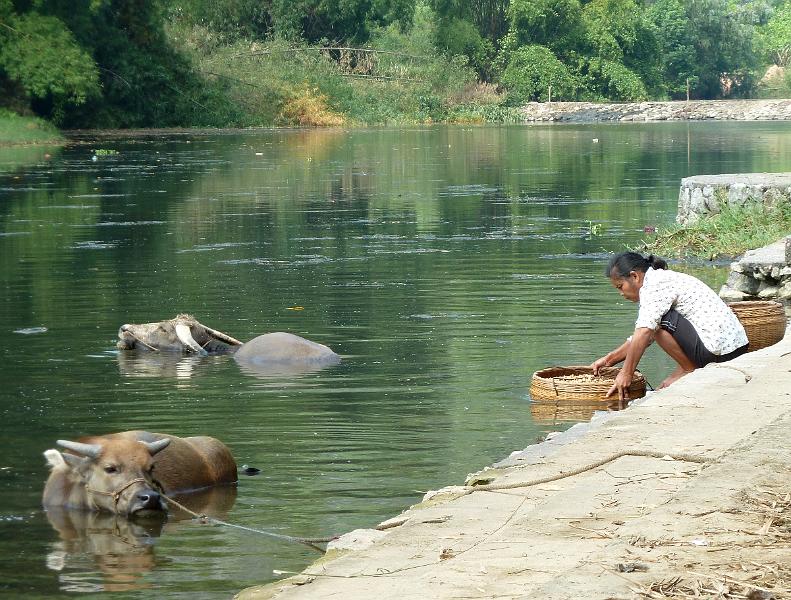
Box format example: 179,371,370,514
519,99,791,122
719,237,791,302
677,173,791,224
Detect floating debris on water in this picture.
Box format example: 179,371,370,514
14,327,48,335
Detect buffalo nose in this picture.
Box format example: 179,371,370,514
137,490,162,509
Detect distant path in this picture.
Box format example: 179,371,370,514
520,99,791,122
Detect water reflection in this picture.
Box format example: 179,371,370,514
116,350,342,380
116,352,209,380
44,486,237,593
530,399,632,425
45,509,161,592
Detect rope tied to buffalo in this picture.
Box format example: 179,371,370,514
163,494,336,552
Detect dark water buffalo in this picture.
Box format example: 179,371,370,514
43,431,237,517
116,314,341,371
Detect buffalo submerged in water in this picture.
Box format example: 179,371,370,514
116,314,341,372
42,431,238,517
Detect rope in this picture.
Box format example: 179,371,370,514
464,449,712,494
163,494,335,552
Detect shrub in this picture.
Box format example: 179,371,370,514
501,45,580,103
589,59,647,100
279,86,346,126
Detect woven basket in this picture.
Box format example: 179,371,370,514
728,301,787,351
529,366,646,402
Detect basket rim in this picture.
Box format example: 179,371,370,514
531,365,646,382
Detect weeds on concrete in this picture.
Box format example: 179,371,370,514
639,202,791,260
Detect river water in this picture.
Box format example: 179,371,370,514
1,123,789,598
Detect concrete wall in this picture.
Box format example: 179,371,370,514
677,173,791,225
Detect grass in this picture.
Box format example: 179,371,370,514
638,201,791,260
0,109,63,145
165,9,518,128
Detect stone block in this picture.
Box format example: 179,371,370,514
757,282,780,298
726,271,761,294
719,285,747,302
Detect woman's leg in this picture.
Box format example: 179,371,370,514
654,328,697,388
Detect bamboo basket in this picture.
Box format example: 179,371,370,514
728,301,787,351
529,366,646,402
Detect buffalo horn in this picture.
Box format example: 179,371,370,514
175,323,208,355
57,440,102,458
143,438,171,455
202,325,243,346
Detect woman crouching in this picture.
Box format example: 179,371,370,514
591,252,749,399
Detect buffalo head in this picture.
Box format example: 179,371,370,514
116,314,242,355
43,437,171,517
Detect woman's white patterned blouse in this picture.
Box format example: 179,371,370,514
635,268,748,355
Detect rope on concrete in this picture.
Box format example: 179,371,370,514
465,449,712,493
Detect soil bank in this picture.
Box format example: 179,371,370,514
237,329,791,600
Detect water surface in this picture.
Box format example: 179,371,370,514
2,122,789,598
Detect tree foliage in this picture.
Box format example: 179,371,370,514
0,0,784,128
501,44,579,102
758,0,791,66
0,5,99,116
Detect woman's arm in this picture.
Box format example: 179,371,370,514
591,339,630,375
606,327,654,400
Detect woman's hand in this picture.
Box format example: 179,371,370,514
606,369,633,401
590,356,609,376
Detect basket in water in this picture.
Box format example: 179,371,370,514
529,366,646,402
728,300,786,351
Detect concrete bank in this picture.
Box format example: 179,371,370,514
520,99,791,122
237,331,791,600
677,173,791,225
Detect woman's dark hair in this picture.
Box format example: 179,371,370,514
606,252,668,278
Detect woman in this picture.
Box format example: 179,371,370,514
591,252,749,399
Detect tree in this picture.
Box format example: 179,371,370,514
0,3,100,119
758,0,791,66
507,0,583,51
501,44,579,102
650,0,758,98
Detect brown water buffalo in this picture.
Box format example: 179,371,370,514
43,431,237,517
116,314,341,370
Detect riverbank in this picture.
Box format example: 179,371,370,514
520,99,791,122
0,110,63,146
237,330,791,599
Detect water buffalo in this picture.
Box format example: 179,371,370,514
116,314,341,371
43,431,237,517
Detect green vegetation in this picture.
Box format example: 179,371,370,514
639,202,791,260
1,0,791,128
0,109,62,145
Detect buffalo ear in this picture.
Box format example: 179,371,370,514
62,453,88,468
44,449,87,470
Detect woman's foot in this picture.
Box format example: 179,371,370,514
658,365,694,389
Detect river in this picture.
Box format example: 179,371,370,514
1,122,789,598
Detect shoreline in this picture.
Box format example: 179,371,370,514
237,330,791,599
520,99,791,122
